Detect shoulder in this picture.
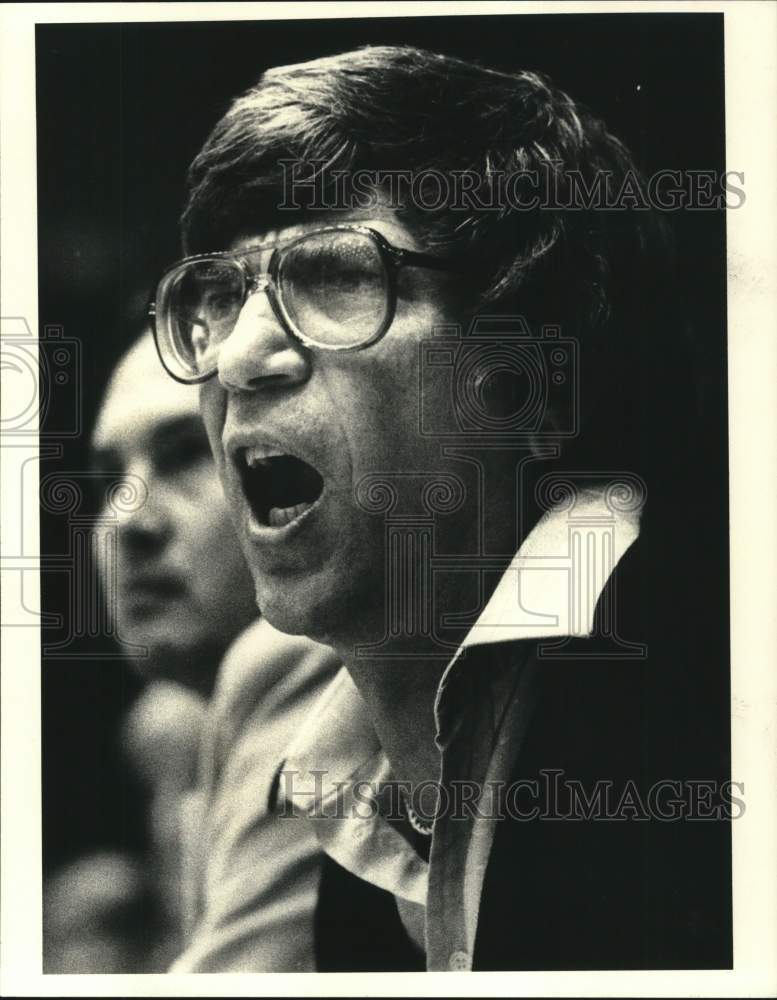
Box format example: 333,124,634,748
219,618,340,706
208,618,341,756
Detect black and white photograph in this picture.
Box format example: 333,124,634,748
1,2,775,994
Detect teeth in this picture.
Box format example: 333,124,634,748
245,445,285,468
267,501,313,528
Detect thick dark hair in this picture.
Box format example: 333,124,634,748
182,45,677,468
183,45,669,324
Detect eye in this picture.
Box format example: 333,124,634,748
153,428,212,476
201,287,242,321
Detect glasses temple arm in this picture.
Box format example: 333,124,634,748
394,248,465,273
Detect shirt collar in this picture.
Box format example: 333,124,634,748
434,484,641,737
462,485,641,649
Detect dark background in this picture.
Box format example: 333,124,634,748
37,13,728,874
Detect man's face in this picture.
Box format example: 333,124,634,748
199,208,469,647
92,336,257,692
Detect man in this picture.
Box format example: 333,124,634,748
150,46,731,970
91,333,258,697
89,333,339,970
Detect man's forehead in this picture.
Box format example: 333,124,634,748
92,336,200,451
227,204,422,255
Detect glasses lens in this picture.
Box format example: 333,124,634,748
159,259,244,379
278,230,390,348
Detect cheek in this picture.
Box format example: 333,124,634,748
179,494,250,595
199,382,227,464
329,320,427,435
358,340,435,467
171,465,238,548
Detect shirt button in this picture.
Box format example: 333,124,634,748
448,949,470,970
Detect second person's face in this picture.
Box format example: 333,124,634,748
92,337,257,692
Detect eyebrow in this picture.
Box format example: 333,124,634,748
89,415,208,469
146,414,208,452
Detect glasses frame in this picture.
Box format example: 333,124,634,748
149,224,461,384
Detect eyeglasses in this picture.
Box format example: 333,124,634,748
149,225,461,384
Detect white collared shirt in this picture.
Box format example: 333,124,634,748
274,486,641,970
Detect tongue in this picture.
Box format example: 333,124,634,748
267,501,314,528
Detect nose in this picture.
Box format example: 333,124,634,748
216,281,311,392
116,466,172,555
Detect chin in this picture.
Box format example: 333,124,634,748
254,585,331,643
121,624,215,692
253,566,375,649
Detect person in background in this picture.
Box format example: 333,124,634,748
169,618,339,972
46,331,340,971
43,851,160,973
90,332,258,699
119,680,208,968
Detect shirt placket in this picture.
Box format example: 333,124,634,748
425,642,535,971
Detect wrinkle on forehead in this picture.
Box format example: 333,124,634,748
227,200,425,257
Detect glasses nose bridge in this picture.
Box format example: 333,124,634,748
244,270,274,299
225,263,289,353
216,256,310,390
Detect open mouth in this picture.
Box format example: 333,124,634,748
239,448,325,529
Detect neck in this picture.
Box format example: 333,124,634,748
344,653,448,791
332,586,472,791
334,477,520,790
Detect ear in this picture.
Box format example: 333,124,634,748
472,365,564,458
530,403,567,457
